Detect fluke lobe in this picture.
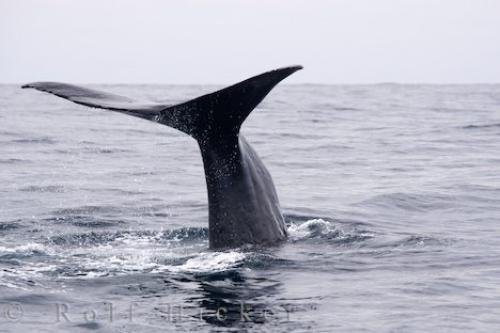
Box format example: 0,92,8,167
22,65,303,249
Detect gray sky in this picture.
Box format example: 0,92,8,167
1,0,499,84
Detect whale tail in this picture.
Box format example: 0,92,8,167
22,66,303,141
23,66,302,249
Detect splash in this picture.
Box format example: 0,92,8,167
166,251,247,273
287,218,341,240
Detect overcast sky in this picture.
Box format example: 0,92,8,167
1,0,499,84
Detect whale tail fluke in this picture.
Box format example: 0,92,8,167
21,81,168,120
22,65,303,140
159,65,302,141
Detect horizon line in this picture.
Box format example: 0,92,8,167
1,82,500,86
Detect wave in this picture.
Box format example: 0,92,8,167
51,205,127,216
462,123,500,129
19,185,66,193
46,227,209,247
358,192,456,212
366,235,456,251
0,221,22,231
287,218,373,243
165,251,247,273
0,158,31,164
0,243,46,255
10,137,57,144
44,216,126,228
51,147,132,155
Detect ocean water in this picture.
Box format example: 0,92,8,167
1,84,500,332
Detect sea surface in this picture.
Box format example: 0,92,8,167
1,84,500,332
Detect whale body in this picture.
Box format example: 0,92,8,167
22,65,303,249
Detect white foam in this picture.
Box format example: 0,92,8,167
0,231,246,281
0,242,48,254
287,218,339,240
168,251,247,273
0,263,56,289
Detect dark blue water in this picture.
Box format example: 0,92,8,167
1,84,500,332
